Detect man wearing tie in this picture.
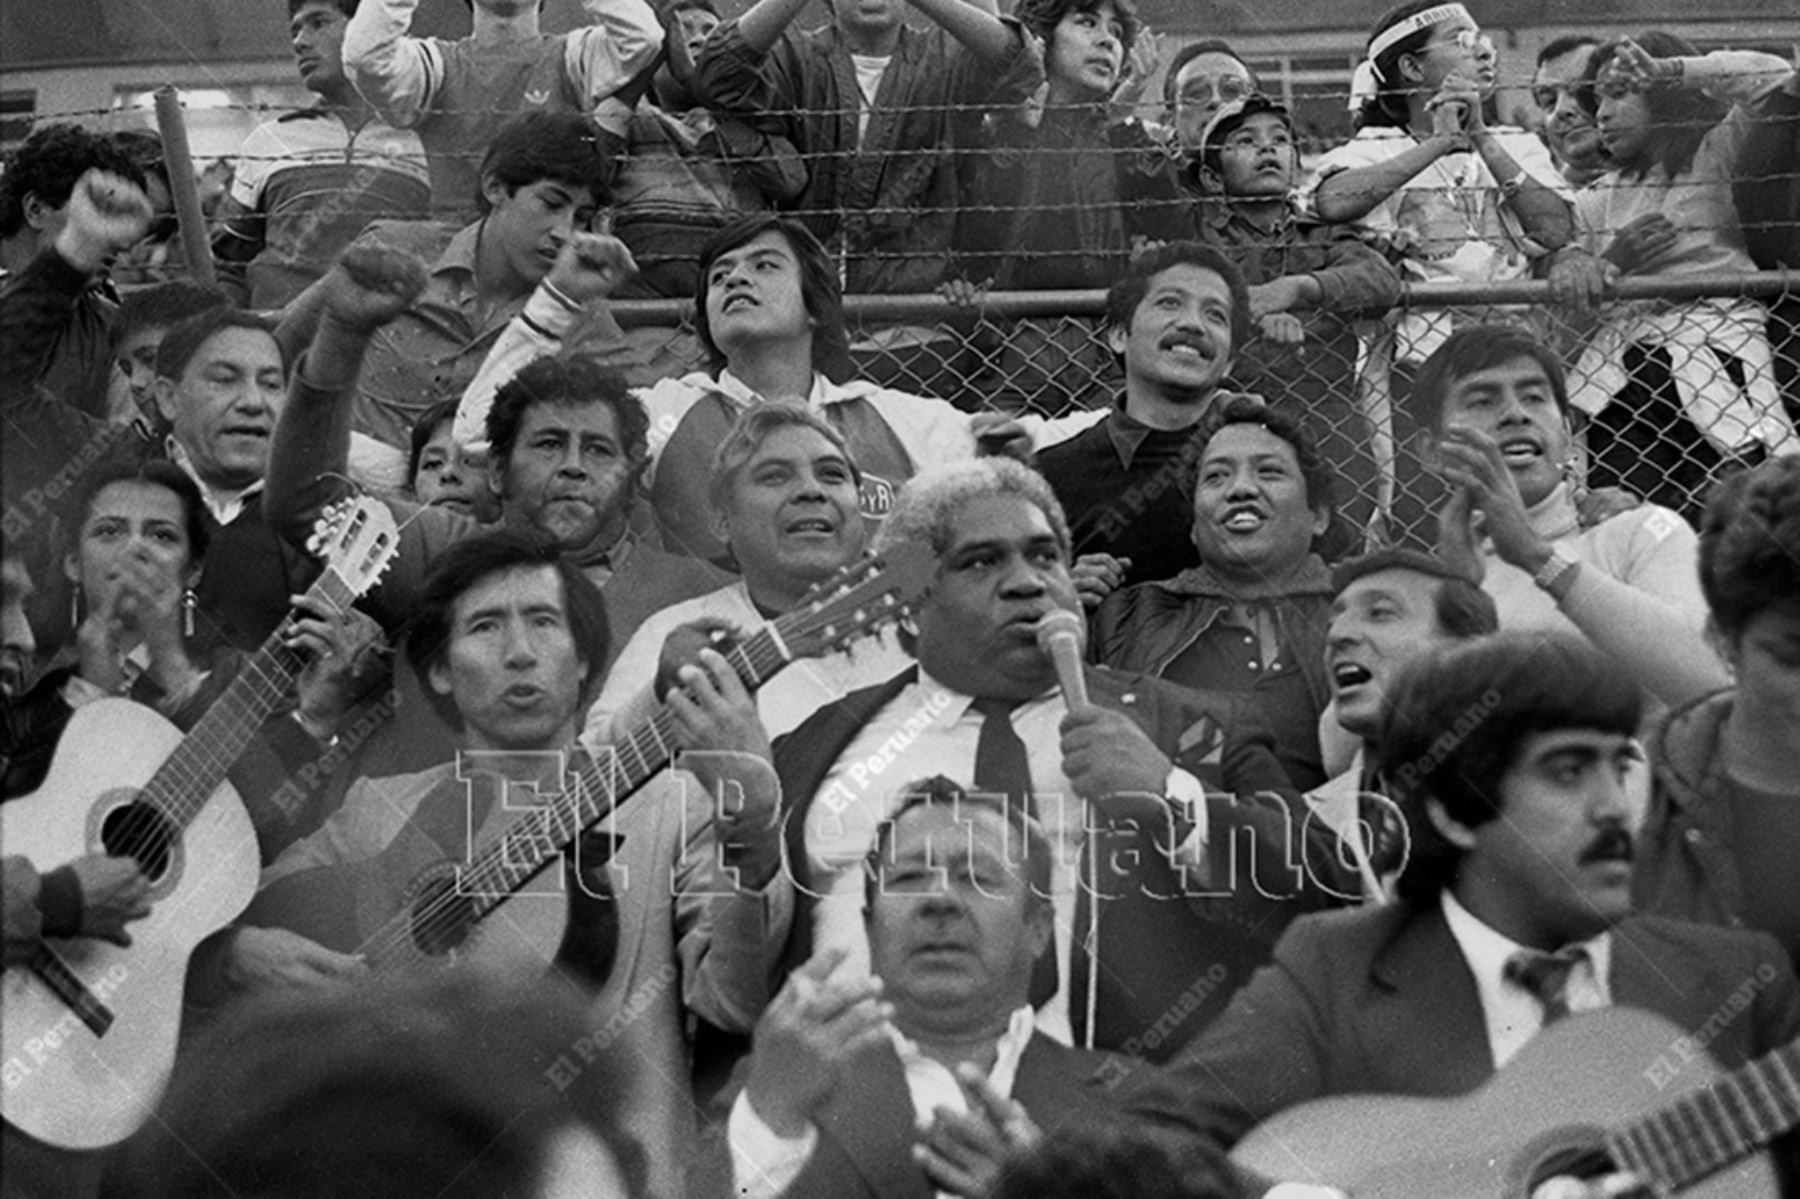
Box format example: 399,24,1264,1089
766,457,1351,1062
1124,632,1800,1198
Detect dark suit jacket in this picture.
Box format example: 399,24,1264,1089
764,665,1357,1062
1127,900,1800,1156
778,1032,1133,1199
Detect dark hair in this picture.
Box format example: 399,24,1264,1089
1535,33,1599,68
1697,455,1800,644
1331,547,1498,640
486,356,650,479
109,130,170,194
1377,632,1641,902
0,123,146,239
114,282,233,348
154,307,284,382
1356,0,1457,130
73,460,212,570
1187,394,1334,519
408,397,463,485
1587,32,1724,181
404,530,610,730
108,971,645,1199
1015,0,1142,63
288,0,357,17
475,111,612,216
1103,241,1251,355
692,214,852,383
670,0,719,15
1411,323,1571,434
1162,39,1257,109
864,776,1053,913
992,1125,1247,1199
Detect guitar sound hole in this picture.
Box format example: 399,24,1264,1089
99,801,177,881
408,876,476,958
1526,1146,1617,1193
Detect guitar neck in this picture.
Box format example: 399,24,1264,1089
139,571,356,830
442,623,795,927
1607,1038,1800,1190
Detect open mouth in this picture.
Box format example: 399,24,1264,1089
1162,336,1212,364
1331,661,1374,690
721,293,757,312
1498,437,1543,465
784,516,836,536
1221,505,1266,534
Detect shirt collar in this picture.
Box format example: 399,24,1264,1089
433,220,484,280
885,1005,1037,1091
914,667,1061,729
1440,890,1613,1000
166,437,260,525
714,368,875,409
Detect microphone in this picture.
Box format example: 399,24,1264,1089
1035,610,1090,713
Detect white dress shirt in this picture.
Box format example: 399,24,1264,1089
728,1006,1037,1199
803,669,1208,1046
1440,890,1613,1069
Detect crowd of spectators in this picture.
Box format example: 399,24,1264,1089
3,0,1800,1196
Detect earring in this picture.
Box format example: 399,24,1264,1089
182,589,196,638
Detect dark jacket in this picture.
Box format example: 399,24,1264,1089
1125,899,1800,1187
696,18,1044,294
766,663,1351,1063
1635,689,1756,934
774,1032,1138,1199
1091,559,1335,787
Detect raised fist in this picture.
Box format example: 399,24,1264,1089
54,169,154,273
321,244,429,332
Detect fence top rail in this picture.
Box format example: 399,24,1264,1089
603,269,1799,328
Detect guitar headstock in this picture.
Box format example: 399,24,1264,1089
774,541,936,661
307,498,400,605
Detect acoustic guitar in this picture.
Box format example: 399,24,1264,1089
244,541,937,974
1231,1006,1799,1198
0,499,398,1149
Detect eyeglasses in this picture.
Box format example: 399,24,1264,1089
1177,75,1253,108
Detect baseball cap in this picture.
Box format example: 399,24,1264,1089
1199,93,1293,158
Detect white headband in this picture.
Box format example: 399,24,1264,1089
1348,2,1474,110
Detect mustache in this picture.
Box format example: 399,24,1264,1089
1578,824,1634,866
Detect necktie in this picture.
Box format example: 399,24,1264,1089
970,697,1059,1009
1504,947,1587,1026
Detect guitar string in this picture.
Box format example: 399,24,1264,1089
109,570,358,866
337,562,907,966
363,632,789,966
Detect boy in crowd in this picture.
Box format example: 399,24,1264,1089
1193,94,1401,540
213,0,431,309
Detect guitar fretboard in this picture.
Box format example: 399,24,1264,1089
140,571,356,830
1607,1038,1800,1189
368,624,792,969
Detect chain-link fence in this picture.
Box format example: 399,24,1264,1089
597,270,1800,549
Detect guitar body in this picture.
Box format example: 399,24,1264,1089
0,701,259,1149
1231,1007,1779,1198
244,776,572,976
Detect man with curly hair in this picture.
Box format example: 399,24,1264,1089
0,124,151,422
